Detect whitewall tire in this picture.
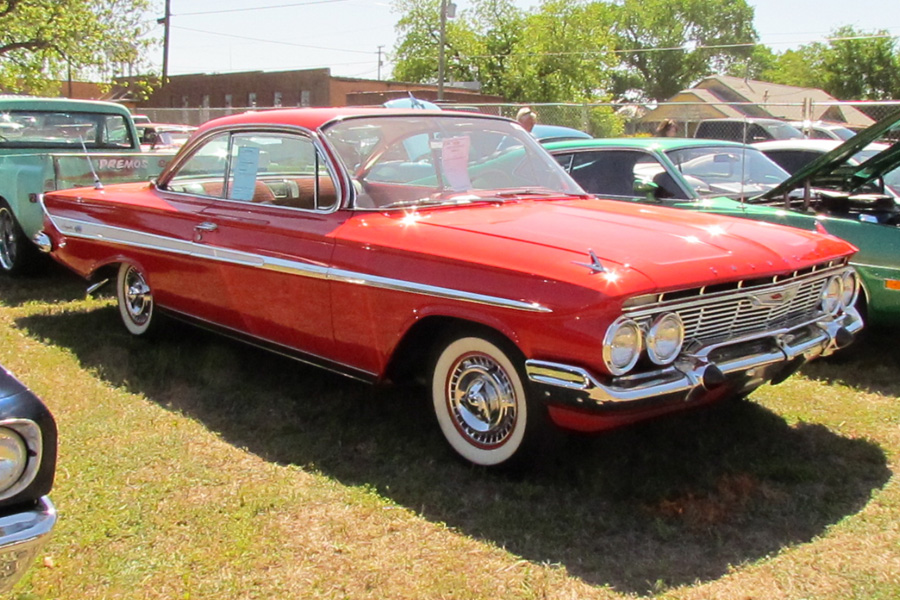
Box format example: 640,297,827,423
116,263,156,336
431,335,533,467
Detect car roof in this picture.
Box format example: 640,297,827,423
0,96,132,115
196,107,505,134
532,124,591,141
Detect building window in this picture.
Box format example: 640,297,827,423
225,94,233,109
300,90,310,107
248,92,257,107
274,92,282,107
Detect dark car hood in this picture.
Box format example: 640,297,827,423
757,108,900,201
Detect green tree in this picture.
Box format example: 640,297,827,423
502,0,618,103
0,0,157,94
819,26,899,100
611,0,758,101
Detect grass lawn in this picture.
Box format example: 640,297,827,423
2,264,898,599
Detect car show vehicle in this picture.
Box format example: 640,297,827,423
754,139,898,197
694,117,805,143
136,123,197,153
0,365,57,593
787,120,857,141
0,97,174,275
546,108,900,325
38,108,861,466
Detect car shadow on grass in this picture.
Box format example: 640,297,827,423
17,307,891,596
801,328,900,397
0,260,89,307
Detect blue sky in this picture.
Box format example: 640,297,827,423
157,0,900,80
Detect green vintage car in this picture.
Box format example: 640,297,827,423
545,110,900,326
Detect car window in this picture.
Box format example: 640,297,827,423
227,132,337,210
165,131,338,210
666,146,789,198
762,149,820,174
566,150,644,197
166,133,230,196
324,115,581,209
0,110,135,149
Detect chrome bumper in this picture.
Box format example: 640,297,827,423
526,309,862,409
0,496,57,593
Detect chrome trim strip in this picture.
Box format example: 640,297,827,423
47,215,551,313
526,307,862,406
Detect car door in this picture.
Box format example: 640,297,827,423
134,131,245,325
192,129,347,363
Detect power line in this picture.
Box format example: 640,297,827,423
176,0,350,17
172,25,376,55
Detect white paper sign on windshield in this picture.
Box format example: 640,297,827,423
230,146,261,201
440,136,472,191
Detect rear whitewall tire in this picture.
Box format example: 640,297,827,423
116,263,156,336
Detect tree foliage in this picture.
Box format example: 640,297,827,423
391,0,756,103
0,0,157,94
610,0,757,101
747,27,900,100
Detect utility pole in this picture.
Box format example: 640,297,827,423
158,0,171,83
438,0,446,100
377,45,384,81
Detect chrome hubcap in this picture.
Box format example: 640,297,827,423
123,268,152,324
0,209,16,271
447,353,517,448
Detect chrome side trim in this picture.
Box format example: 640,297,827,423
526,307,862,407
0,496,56,594
47,215,551,313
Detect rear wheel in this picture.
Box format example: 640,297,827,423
431,334,540,467
116,263,157,336
0,200,37,276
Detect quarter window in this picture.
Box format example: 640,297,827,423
164,131,337,210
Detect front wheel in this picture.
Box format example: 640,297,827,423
0,200,38,276
431,335,539,467
116,263,157,336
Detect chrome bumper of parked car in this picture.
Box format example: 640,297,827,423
0,496,56,593
525,309,863,409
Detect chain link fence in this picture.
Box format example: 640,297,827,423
138,100,900,140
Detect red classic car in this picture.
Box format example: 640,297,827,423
35,108,862,467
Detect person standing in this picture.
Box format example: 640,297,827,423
516,106,537,133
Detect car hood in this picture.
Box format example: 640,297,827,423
757,108,900,201
367,198,854,293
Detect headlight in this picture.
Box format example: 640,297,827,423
0,428,28,494
820,275,843,316
603,317,642,375
840,269,859,309
646,312,684,365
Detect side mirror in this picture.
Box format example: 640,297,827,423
633,179,658,195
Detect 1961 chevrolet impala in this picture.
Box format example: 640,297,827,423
36,108,862,466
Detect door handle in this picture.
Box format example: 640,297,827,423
194,221,218,242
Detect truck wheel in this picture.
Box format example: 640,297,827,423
116,263,157,336
0,200,37,276
431,334,542,467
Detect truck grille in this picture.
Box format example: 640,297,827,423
623,260,846,346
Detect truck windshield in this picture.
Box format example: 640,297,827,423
0,110,134,149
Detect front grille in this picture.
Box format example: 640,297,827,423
623,261,846,346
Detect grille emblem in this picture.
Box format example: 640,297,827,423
749,285,799,307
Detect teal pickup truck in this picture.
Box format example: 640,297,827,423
0,97,173,275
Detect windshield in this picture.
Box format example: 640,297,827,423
766,123,805,139
665,146,790,198
323,115,583,209
0,110,135,149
